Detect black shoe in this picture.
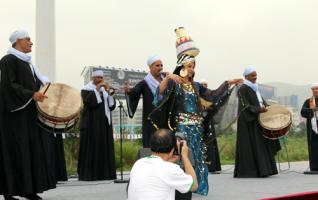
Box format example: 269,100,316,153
20,194,42,200
4,195,19,200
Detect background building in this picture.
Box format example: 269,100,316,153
83,66,147,139
258,84,276,100
259,84,301,125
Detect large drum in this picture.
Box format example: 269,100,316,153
37,83,82,133
259,104,292,140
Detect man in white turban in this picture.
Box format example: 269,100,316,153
0,30,55,200
9,29,30,45
78,69,117,180
301,83,318,173
124,55,168,147
91,69,104,78
234,66,281,178
242,66,256,77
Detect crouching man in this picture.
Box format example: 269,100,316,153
128,129,198,200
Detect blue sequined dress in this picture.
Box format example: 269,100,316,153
173,83,209,195
151,80,230,196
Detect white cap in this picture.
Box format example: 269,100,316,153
91,70,104,77
9,29,30,44
147,55,161,67
200,79,208,84
311,83,318,89
243,66,256,76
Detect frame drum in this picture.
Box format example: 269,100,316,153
37,83,82,133
259,104,292,140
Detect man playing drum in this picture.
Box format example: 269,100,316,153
0,30,56,200
234,66,281,178
301,83,318,173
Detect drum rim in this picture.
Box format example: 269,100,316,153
261,124,291,140
38,115,78,128
259,119,292,130
38,113,79,124
37,104,81,122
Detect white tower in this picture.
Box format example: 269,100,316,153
35,0,56,82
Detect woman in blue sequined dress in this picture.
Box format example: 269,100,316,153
150,54,241,196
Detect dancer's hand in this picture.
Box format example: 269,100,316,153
228,78,243,86
168,74,185,84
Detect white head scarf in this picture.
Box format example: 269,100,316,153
242,67,264,107
9,29,30,44
147,55,161,67
311,83,318,89
200,79,208,84
91,70,104,77
243,66,256,76
82,81,115,125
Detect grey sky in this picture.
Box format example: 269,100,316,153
1,0,317,90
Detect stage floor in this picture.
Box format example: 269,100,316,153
1,161,318,200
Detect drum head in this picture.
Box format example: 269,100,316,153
37,83,82,120
259,104,292,130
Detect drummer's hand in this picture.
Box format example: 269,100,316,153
124,81,130,93
260,107,267,113
32,92,47,102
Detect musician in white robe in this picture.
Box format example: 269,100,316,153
78,70,117,181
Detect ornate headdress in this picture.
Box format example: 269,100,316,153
173,27,199,77
175,27,200,59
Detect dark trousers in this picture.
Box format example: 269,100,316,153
175,190,192,200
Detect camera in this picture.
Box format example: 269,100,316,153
173,141,184,156
173,132,185,155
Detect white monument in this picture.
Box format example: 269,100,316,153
35,0,56,82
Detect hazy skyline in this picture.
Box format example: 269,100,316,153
1,0,317,90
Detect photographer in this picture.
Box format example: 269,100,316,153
128,129,198,200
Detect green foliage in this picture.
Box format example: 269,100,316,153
276,135,308,162
63,133,80,175
217,131,309,165
133,127,142,135
114,140,142,171
63,127,309,175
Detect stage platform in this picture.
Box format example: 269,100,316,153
1,161,318,200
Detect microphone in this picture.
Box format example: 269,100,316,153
101,85,118,96
108,87,119,96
